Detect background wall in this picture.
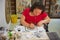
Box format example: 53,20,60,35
0,0,7,27
49,19,60,37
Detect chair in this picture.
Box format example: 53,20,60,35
44,23,49,32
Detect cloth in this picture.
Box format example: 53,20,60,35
14,25,47,39
22,8,48,24
25,25,46,32
14,25,46,33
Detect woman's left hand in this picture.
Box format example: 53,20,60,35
37,20,44,27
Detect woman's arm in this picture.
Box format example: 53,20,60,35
20,15,34,29
20,15,30,27
37,16,50,26
42,16,50,24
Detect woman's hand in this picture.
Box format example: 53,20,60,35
29,23,35,29
37,20,44,27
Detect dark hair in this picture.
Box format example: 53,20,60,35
30,2,45,13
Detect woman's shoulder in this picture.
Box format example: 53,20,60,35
41,11,48,18
43,11,47,14
23,8,30,13
24,8,30,11
42,11,48,15
22,8,30,16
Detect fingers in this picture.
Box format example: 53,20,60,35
37,21,43,27
29,23,35,29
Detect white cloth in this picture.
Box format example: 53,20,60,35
25,25,46,32
14,25,48,40
14,26,25,32
14,25,46,32
14,25,45,32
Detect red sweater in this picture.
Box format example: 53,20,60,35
22,8,48,25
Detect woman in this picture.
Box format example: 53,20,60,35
20,2,50,30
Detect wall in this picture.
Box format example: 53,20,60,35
0,0,7,27
49,19,60,37
49,19,60,32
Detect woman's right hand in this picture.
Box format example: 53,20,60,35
29,23,35,29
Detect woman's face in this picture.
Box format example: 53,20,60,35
32,8,42,16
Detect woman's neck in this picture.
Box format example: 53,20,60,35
29,12,41,16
